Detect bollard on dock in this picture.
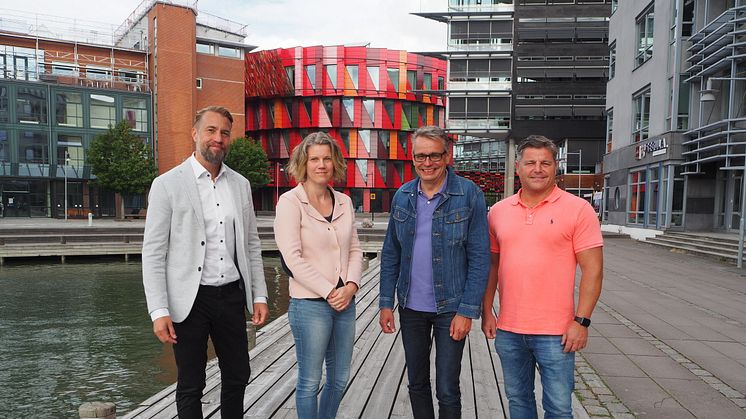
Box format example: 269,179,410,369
79,401,116,419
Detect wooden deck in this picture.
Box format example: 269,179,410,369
123,259,586,419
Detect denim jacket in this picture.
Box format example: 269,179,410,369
379,167,490,319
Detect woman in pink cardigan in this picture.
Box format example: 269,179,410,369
274,132,363,419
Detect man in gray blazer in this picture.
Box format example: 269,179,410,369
142,105,269,419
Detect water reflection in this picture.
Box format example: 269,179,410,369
0,257,289,417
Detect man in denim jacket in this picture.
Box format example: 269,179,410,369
379,125,490,419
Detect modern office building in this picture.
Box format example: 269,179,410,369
245,46,447,212
416,0,610,201
602,0,733,233
0,0,251,217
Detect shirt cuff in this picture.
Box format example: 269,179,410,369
253,296,268,304
150,308,170,322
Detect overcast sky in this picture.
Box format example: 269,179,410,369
6,0,447,52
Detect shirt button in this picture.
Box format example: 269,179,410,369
217,203,220,206
220,239,223,243
221,274,224,278
220,221,223,224
197,266,202,272
220,257,223,261
201,241,205,246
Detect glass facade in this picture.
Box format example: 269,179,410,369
0,79,152,217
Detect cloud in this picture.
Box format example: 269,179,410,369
7,0,447,53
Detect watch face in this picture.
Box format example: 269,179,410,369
575,316,591,327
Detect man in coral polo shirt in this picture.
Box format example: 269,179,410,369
482,135,603,419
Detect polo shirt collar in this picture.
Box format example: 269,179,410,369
512,185,562,207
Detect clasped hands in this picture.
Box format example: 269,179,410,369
327,283,357,312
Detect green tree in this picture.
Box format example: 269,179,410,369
88,120,157,219
224,136,271,188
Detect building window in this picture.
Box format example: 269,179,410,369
388,68,400,92
52,62,77,77
55,92,83,127
611,0,618,14
346,65,359,89
124,97,148,131
647,166,660,226
285,66,294,89
342,98,354,124
635,4,655,67
356,159,368,184
16,86,47,125
608,42,616,79
632,87,651,143
628,170,646,224
325,65,337,89
196,78,203,89
407,70,417,91
363,99,375,125
424,73,432,90
218,46,241,59
90,94,116,129
367,66,380,91
605,108,613,153
305,64,316,89
296,98,309,125
57,134,84,168
0,85,8,123
196,43,213,54
677,80,690,130
438,76,445,90
18,130,48,164
0,129,8,164
671,165,685,226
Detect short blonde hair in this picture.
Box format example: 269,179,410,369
286,132,346,183
194,106,233,128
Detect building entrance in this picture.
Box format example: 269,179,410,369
715,171,743,231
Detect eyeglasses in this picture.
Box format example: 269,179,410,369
413,151,447,163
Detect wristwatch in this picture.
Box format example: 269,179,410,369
574,316,591,327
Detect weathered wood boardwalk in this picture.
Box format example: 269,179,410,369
123,258,509,418
123,259,588,419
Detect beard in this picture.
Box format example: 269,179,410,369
199,142,226,165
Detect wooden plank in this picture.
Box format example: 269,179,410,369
359,331,406,419
460,333,477,418
469,325,506,418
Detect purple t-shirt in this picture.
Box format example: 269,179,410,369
406,179,446,313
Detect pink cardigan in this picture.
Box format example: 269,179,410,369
274,184,363,299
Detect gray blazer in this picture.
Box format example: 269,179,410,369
142,159,268,323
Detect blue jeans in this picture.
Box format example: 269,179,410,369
288,298,355,419
494,329,575,419
399,307,465,419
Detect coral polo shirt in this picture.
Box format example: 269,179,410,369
488,186,603,335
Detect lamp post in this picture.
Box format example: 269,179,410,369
64,152,70,220
564,150,583,198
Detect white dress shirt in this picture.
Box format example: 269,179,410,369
149,154,266,321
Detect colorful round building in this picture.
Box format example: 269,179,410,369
245,45,447,212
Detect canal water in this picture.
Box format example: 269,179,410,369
0,257,290,418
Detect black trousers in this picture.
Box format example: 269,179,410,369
172,281,250,419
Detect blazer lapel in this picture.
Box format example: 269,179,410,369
295,184,328,222
331,190,346,221
180,160,205,228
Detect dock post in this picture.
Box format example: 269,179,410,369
125,253,130,262
79,402,115,419
61,255,66,264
